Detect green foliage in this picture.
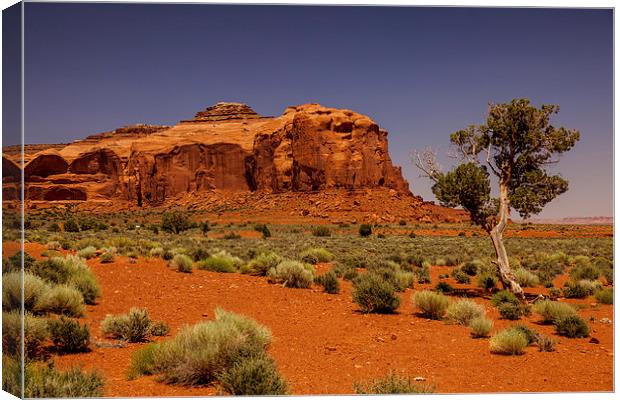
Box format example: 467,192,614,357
267,260,315,289
245,252,282,276
594,288,613,304
477,273,498,291
434,281,454,293
413,290,449,320
150,321,170,337
300,247,335,264
498,302,529,321
509,324,539,345
359,224,373,237
76,246,97,259
28,256,100,305
555,315,589,338
311,226,331,237
532,300,577,325
461,259,483,276
490,290,518,307
3,272,50,312
129,308,272,386
260,225,271,238
452,269,470,284
100,251,115,263
469,316,493,338
64,218,80,232
198,256,236,273
217,355,288,395
161,211,191,234
200,221,211,236
48,317,90,353
35,285,85,317
352,273,400,314
562,280,601,298
314,271,340,294
22,361,104,397
445,300,485,325
101,307,153,342
489,328,528,355
354,372,434,394
172,254,193,273
514,268,540,287
3,311,49,358
569,261,600,281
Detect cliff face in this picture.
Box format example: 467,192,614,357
10,102,411,207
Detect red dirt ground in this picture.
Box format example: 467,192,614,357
6,242,614,396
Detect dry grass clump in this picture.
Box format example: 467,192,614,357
445,300,485,325
469,316,493,338
128,308,283,391
354,372,434,394
532,300,577,324
489,327,528,355
267,260,315,288
34,285,85,317
101,307,154,342
413,291,449,320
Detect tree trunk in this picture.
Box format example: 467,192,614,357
489,181,524,298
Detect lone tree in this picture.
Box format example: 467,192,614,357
414,99,579,298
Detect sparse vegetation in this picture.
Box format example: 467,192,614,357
354,372,434,394
489,328,528,355
413,290,449,320
101,307,154,342
555,315,590,338
267,260,315,288
469,316,493,338
353,273,400,314
445,300,485,325
171,254,193,273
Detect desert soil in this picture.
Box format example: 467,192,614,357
6,242,613,396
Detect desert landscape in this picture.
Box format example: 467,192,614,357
1,100,614,396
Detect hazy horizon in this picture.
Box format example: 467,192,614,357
6,4,613,219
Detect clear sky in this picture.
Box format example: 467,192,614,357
17,4,613,219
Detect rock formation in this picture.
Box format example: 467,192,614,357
3,102,466,222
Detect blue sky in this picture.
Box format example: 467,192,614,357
17,4,613,218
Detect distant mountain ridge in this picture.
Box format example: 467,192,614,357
526,216,613,225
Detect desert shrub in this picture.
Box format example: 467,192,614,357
129,308,272,385
399,220,407,226
443,255,460,267
532,300,577,324
22,362,104,398
510,324,538,344
314,271,340,294
29,257,72,284
260,224,271,238
445,300,485,325
594,288,613,304
368,264,415,292
161,211,190,234
68,270,101,305
354,372,433,394
245,252,282,276
536,334,556,352
311,226,331,237
172,254,193,273
223,232,241,240
101,307,153,342
47,241,61,250
490,290,518,307
35,285,85,317
299,248,334,264
514,268,540,287
469,316,493,338
498,302,530,320
76,237,103,250
100,251,115,263
47,317,90,353
461,259,484,276
412,264,431,284
8,251,36,272
570,259,600,281
434,281,454,293
413,291,449,320
198,256,236,273
150,321,170,337
489,328,528,355
267,260,315,289
452,269,470,284
353,273,400,314
217,355,288,395
3,272,50,312
76,246,97,259
2,311,49,358
562,280,600,298
200,221,211,236
555,315,589,338
477,273,498,291
359,224,372,237
149,247,165,258
601,267,614,285
331,262,359,281
64,218,80,232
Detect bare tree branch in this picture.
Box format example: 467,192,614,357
411,148,442,182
